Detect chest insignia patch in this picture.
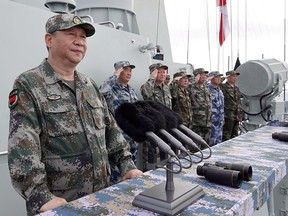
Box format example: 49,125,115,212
47,94,61,101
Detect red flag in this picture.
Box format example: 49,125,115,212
217,0,230,46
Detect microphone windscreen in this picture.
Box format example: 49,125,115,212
145,100,181,129
133,101,166,130
115,102,155,142
115,101,168,142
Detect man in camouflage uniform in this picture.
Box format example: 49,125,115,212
188,68,212,147
170,71,193,129
140,63,172,109
99,61,139,183
164,74,171,85
220,70,243,141
7,14,142,216
140,63,171,170
206,71,225,146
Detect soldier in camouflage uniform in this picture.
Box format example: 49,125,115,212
220,70,243,141
206,71,225,146
140,63,172,109
164,74,171,85
7,14,142,216
188,68,212,147
170,71,193,129
140,63,171,170
99,61,139,184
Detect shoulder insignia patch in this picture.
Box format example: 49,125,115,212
8,89,18,109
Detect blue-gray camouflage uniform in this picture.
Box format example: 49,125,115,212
99,74,139,183
8,59,137,215
99,74,138,160
207,82,224,146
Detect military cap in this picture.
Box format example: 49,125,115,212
114,61,135,71
208,71,223,77
173,71,192,79
226,70,240,76
193,68,208,75
149,63,168,72
46,14,95,37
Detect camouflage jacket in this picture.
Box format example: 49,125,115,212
206,83,224,124
8,59,136,215
188,83,212,127
170,80,193,128
99,75,139,162
99,75,138,115
140,77,172,109
220,82,243,121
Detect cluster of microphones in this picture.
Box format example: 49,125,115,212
115,100,253,188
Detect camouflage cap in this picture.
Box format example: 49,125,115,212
114,61,135,71
193,68,208,75
208,71,223,77
226,70,240,76
149,63,168,72
45,14,95,37
173,71,192,79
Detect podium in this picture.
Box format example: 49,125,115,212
132,179,204,216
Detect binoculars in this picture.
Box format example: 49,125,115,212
272,131,288,142
196,161,253,188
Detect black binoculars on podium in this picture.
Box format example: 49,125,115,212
197,161,253,188
272,131,288,142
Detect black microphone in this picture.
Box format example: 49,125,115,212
158,129,187,153
178,124,209,149
145,131,177,158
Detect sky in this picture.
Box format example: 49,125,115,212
165,0,286,73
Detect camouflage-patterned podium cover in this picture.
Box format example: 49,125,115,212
39,125,288,216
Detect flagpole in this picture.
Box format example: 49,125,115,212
230,0,233,67
245,0,247,61
284,0,286,62
217,0,220,71
237,0,239,58
205,0,212,70
186,9,190,64
217,0,230,72
156,0,160,46
228,56,230,71
284,0,287,101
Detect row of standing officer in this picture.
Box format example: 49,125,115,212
99,61,243,171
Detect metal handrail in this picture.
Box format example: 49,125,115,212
97,21,116,28
0,151,8,156
80,15,94,23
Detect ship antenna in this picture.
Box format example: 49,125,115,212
156,0,161,46
187,9,190,64
205,0,212,70
284,0,287,101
